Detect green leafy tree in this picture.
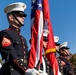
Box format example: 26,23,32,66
70,53,76,67
70,53,76,74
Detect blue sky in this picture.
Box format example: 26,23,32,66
0,0,76,54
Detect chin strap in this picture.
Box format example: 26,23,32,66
11,12,24,26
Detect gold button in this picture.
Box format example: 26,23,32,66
23,42,24,44
24,60,27,63
61,66,63,69
11,68,14,71
24,67,26,69
24,56,26,58
22,37,23,39
17,60,19,62
24,51,26,54
21,59,23,61
17,42,19,44
24,46,25,49
47,70,49,72
47,66,49,69
16,29,18,31
47,61,49,64
21,63,23,65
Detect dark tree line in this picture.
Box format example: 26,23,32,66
70,53,76,74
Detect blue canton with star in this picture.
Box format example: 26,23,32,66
31,0,42,19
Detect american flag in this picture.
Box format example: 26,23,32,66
28,0,59,75
28,0,43,68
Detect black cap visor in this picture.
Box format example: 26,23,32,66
55,42,60,46
43,36,49,41
60,47,70,50
11,11,27,17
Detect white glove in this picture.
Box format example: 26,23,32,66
38,70,47,75
25,68,39,75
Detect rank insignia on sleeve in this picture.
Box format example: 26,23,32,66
2,37,11,47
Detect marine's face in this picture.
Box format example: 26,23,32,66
64,49,70,55
60,49,70,56
8,13,25,27
43,41,48,48
14,14,25,25
55,45,60,51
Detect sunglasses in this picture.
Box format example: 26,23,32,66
15,14,25,17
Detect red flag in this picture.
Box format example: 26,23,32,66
28,0,43,68
43,0,59,75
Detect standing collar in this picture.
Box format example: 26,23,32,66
9,25,21,32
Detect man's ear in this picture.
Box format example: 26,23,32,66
8,14,14,21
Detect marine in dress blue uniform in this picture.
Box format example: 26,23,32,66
40,29,54,75
0,2,29,75
59,42,74,75
54,36,63,75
